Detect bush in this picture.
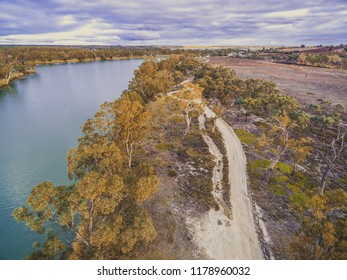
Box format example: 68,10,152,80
168,169,178,177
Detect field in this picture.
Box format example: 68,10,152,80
209,57,347,107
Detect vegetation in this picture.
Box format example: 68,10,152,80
11,50,346,260
195,53,346,259
298,52,342,68
12,53,214,259
235,129,257,145
0,51,35,86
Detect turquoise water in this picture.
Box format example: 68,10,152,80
0,59,143,259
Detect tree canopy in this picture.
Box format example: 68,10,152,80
14,97,158,259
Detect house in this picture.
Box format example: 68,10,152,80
239,48,250,54
227,52,238,57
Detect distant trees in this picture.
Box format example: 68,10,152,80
298,52,342,67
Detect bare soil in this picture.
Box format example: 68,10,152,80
209,57,347,107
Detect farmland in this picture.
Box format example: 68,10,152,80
209,57,347,107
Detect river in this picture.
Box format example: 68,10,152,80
0,59,143,259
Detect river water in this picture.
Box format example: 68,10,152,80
0,59,143,259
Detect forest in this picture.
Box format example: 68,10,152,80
10,53,347,260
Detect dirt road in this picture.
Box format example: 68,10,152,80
188,104,263,259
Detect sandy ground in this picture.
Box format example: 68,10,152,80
209,57,347,107
187,104,263,259
169,85,263,259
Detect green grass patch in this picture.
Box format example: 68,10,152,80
275,162,293,175
339,177,347,184
277,175,289,183
292,171,316,190
287,183,301,193
248,159,271,177
289,192,308,212
235,129,257,145
270,183,286,196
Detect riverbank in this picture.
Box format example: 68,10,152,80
0,70,35,89
34,55,146,65
0,56,147,89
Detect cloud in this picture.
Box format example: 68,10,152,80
0,0,346,45
264,8,310,18
58,15,78,26
118,31,161,41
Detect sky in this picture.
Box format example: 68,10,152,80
0,0,346,46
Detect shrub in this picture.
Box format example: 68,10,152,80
168,169,178,177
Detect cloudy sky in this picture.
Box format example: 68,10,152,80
0,0,346,46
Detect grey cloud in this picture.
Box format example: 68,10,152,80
0,0,346,45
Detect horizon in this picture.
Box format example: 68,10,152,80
1,0,346,46
0,43,344,48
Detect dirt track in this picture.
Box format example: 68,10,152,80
187,103,263,259
209,57,347,107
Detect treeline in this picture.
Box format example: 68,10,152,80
298,52,343,67
0,46,236,63
1,46,178,64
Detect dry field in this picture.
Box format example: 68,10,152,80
209,57,347,107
